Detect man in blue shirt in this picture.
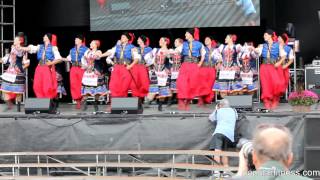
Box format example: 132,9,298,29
209,99,238,167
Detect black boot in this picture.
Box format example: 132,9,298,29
144,98,152,108
158,101,163,111
82,99,88,111
94,100,99,112
55,98,59,109
17,102,21,112
167,97,173,107
52,99,59,114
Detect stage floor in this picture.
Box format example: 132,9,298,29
0,103,320,116
0,102,319,116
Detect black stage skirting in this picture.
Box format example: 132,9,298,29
0,112,316,170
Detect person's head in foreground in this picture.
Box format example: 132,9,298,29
252,124,293,169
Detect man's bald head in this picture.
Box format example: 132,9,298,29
252,124,293,168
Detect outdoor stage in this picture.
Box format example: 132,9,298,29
0,102,318,171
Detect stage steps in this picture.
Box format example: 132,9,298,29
0,150,239,179
0,176,188,180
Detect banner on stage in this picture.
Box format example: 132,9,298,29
219,70,236,80
1,72,17,83
82,72,98,86
156,71,168,86
241,72,253,85
171,71,179,80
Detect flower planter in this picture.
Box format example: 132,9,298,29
292,105,311,113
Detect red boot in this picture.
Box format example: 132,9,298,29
185,100,190,111
271,97,280,110
197,97,204,107
178,99,185,110
263,99,271,110
76,99,81,109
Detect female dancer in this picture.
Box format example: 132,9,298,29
65,34,88,109
147,37,172,111
81,40,107,111
167,38,183,106
278,33,294,94
238,43,259,94
213,34,242,98
0,32,29,111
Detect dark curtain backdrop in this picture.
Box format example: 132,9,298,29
14,0,320,99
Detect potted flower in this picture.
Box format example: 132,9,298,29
288,90,319,112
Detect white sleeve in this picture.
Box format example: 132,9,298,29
218,44,224,53
249,46,258,59
255,44,263,56
107,47,116,58
236,44,243,53
66,54,72,62
106,57,113,64
81,50,89,67
151,48,158,64
52,46,62,60
200,45,206,57
279,47,286,58
288,49,295,59
176,46,183,54
23,59,30,65
1,54,10,64
28,45,40,54
132,49,141,60
145,51,154,66
212,49,221,61
23,54,30,65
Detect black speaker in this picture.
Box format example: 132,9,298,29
111,97,142,114
305,66,320,96
25,98,53,114
304,117,320,178
224,95,253,110
305,117,320,146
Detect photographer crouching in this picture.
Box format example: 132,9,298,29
209,99,238,167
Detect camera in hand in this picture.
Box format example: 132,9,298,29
237,138,256,171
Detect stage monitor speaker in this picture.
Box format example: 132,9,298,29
305,66,320,96
304,117,320,179
25,98,53,114
305,117,320,147
224,95,253,110
111,97,142,114
304,147,320,178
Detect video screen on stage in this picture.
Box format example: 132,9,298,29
90,0,260,31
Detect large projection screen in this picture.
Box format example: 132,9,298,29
90,0,260,31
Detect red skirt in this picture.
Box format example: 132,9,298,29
198,67,216,103
109,64,132,97
274,67,286,96
130,64,150,98
260,64,282,101
70,66,85,100
177,62,200,99
33,65,58,99
283,68,290,92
